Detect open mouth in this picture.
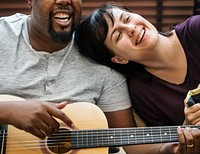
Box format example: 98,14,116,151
54,12,70,21
52,11,72,28
136,28,146,45
53,12,70,23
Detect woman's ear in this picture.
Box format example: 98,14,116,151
111,56,129,64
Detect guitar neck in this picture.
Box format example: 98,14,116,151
71,125,200,149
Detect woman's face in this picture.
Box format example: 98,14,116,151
104,8,159,64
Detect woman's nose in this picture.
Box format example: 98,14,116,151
125,24,136,37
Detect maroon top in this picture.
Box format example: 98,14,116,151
128,15,200,126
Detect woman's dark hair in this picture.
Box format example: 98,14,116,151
75,2,172,81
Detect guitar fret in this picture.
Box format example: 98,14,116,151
121,128,128,145
159,127,162,143
103,129,109,146
151,127,153,143
143,127,153,143
136,128,142,144
161,126,169,142
88,130,93,147
126,129,129,145
99,129,103,147
114,129,121,146
169,127,172,141
131,128,137,144
108,129,115,146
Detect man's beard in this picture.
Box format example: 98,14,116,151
48,19,74,44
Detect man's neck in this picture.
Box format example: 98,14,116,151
27,17,69,53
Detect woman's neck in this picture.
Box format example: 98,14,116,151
144,31,187,84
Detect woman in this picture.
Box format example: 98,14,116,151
75,2,200,126
75,2,200,153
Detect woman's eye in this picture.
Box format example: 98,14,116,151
125,16,130,22
116,32,121,42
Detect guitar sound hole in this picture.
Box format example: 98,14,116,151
47,128,72,154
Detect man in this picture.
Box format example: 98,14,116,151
0,0,132,153
0,1,198,154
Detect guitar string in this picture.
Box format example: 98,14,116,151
0,129,181,139
0,134,180,144
1,125,199,140
0,133,185,150
1,131,180,140
0,134,182,150
0,127,181,138
1,124,199,137
1,135,180,151
1,126,199,150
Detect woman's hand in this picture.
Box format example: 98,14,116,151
184,85,200,125
184,103,200,125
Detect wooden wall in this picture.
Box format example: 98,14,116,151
194,0,200,14
0,0,195,31
0,1,30,16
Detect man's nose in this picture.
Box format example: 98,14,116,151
55,0,71,5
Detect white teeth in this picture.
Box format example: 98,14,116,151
54,13,69,19
136,29,145,45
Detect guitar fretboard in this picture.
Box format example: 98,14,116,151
70,125,200,149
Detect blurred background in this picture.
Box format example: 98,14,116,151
0,0,199,31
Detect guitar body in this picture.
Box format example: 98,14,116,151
0,95,109,154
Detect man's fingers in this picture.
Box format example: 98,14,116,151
177,127,186,152
54,101,67,109
37,120,56,136
43,116,60,134
48,104,74,129
26,127,46,139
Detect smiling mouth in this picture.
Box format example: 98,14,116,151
54,12,70,22
136,28,146,45
51,11,73,31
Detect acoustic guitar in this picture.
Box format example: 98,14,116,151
0,95,199,154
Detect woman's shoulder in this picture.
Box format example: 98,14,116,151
175,15,200,33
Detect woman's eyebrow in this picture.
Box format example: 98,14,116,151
120,12,125,21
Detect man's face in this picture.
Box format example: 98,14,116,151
29,0,82,44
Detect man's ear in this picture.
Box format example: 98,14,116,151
111,56,129,64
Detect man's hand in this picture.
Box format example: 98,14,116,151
1,100,74,139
